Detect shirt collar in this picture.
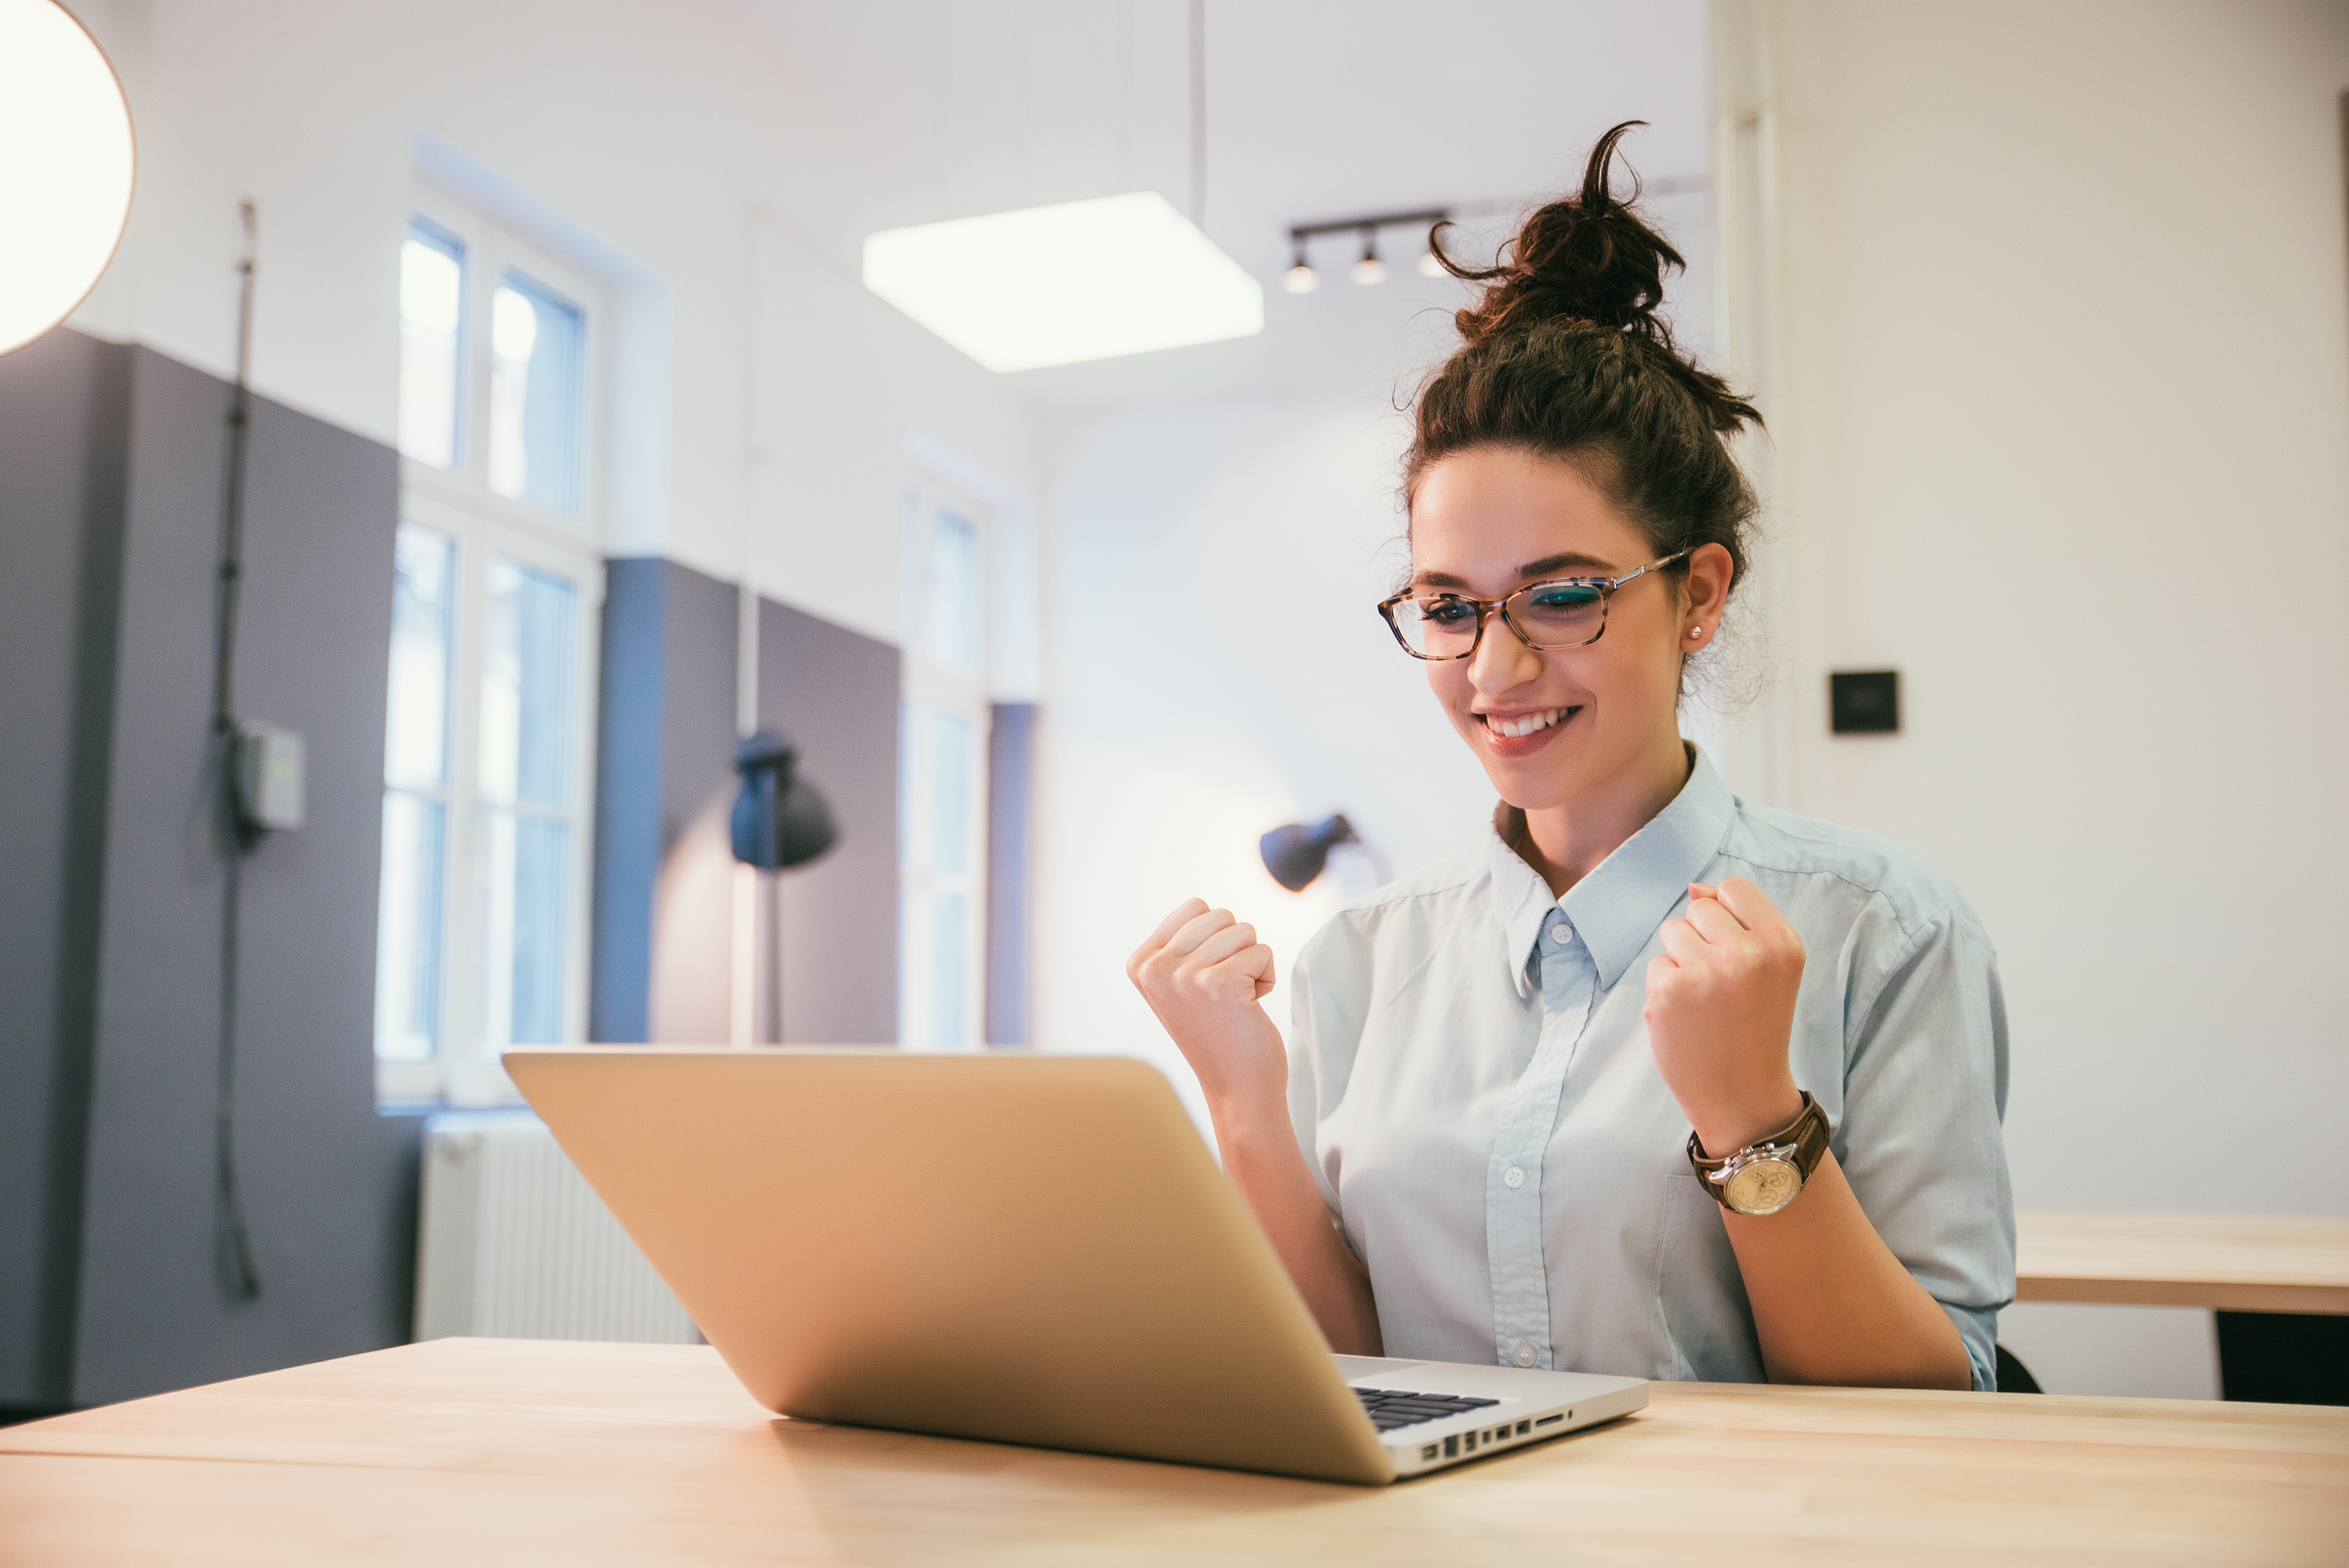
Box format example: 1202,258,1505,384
1485,744,1739,997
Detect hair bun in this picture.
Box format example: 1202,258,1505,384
1433,121,1682,351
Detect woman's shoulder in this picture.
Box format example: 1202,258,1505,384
1340,847,1494,914
1720,796,1987,945
1293,847,1495,967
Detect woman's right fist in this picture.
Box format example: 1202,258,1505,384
1126,898,1286,1108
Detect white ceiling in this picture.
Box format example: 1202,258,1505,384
731,0,1711,416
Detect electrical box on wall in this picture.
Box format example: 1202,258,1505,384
1830,671,1900,734
234,721,306,831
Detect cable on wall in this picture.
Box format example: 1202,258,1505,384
209,198,265,1301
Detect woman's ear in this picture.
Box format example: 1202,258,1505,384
1683,542,1734,633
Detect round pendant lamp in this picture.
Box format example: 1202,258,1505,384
0,0,135,357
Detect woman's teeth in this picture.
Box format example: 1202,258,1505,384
1485,708,1571,738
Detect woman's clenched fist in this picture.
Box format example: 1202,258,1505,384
1127,898,1287,1111
1643,877,1807,1156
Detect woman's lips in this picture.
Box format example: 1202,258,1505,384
1476,705,1580,756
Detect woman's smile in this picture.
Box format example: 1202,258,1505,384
1475,704,1582,754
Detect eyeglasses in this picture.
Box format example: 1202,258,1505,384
1377,550,1690,661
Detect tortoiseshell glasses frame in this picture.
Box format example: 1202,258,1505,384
1377,550,1691,661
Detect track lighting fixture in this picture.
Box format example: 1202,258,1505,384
1283,236,1319,294
1283,207,1448,301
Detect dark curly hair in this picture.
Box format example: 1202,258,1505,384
1407,122,1762,615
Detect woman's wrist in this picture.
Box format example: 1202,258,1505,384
1685,1078,1806,1159
1207,1094,1294,1165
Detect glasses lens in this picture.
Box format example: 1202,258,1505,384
1509,582,1604,647
1393,597,1481,658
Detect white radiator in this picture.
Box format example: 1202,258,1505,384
413,1111,698,1344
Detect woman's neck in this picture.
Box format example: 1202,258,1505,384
1507,732,1694,899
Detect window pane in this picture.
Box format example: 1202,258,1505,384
488,270,586,516
398,221,464,468
925,510,981,674
385,521,454,791
929,709,972,878
929,890,966,1048
476,810,571,1050
480,557,577,810
374,791,444,1062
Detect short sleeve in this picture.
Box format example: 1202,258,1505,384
1838,903,2017,1392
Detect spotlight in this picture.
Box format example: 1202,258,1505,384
1282,236,1319,294
1351,228,1387,287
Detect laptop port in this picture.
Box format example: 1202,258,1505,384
1421,1444,1439,1461
1516,1420,1530,1435
1535,1413,1564,1426
1445,1435,1458,1458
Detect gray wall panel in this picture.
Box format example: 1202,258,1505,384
985,703,1035,1047
589,558,667,1041
0,330,130,1409
759,599,899,1045
590,557,738,1044
69,346,420,1406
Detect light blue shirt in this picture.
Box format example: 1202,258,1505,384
1286,747,2015,1390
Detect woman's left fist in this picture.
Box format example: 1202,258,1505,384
1643,876,1806,1156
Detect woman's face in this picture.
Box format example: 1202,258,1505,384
1407,446,1725,814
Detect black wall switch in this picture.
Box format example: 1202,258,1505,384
1830,670,1900,734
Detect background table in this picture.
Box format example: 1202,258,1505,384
3,1337,2344,1565
2016,1211,2349,1404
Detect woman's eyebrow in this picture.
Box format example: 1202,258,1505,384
1517,551,1618,577
1412,551,1619,589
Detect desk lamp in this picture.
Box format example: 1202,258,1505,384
730,729,837,870
1260,815,1358,892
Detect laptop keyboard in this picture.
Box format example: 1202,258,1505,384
1352,1387,1501,1432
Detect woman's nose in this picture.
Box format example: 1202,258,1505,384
1467,611,1541,691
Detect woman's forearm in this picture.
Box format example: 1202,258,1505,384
1722,1150,1971,1390
1211,1101,1384,1357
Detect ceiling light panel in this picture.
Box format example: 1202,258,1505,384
863,192,1264,373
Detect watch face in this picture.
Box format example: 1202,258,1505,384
1723,1154,1802,1216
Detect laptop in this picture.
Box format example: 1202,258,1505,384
503,1047,1648,1485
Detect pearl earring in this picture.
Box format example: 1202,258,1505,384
1690,627,1703,639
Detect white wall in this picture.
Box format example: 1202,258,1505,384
60,0,1038,637
1755,0,2349,1395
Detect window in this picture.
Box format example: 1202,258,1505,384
900,483,990,1050
377,193,605,1105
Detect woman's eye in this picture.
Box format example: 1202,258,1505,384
1527,585,1601,612
1420,600,1474,626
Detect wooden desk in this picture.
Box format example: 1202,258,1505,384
2017,1211,2349,1314
2,1338,2344,1565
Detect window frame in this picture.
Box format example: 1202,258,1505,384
378,184,609,1105
899,476,992,1051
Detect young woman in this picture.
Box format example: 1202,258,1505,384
1128,124,2013,1392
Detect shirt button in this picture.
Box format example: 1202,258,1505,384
1547,921,1572,944
1514,1344,1538,1368
1503,1166,1526,1190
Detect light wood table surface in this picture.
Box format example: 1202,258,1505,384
2,1337,2345,1566
2016,1211,2349,1314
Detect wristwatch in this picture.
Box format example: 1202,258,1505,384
1686,1092,1831,1217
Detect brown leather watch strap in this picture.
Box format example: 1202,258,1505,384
1685,1091,1832,1210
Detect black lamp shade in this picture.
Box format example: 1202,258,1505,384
1260,814,1356,892
731,728,837,871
